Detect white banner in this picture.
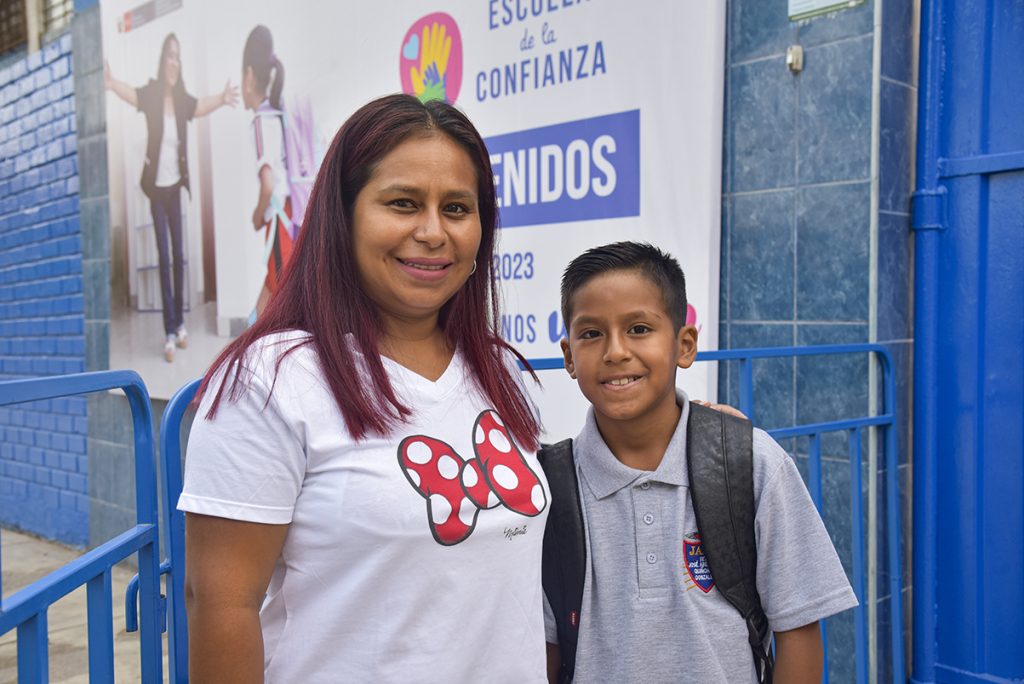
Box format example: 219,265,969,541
101,0,725,437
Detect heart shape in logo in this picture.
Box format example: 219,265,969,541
402,34,420,60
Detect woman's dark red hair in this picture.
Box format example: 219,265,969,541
198,94,540,450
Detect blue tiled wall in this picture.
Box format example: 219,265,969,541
720,0,916,680
720,1,880,437
0,33,88,546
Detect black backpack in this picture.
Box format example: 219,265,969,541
538,402,773,684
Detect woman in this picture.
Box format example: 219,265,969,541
178,94,549,682
105,34,238,362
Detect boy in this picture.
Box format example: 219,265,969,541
545,242,857,682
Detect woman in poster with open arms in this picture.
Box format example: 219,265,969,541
104,33,238,362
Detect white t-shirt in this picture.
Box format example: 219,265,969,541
179,331,549,683
252,104,289,222
155,113,180,188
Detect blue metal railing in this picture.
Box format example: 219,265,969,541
123,377,199,684
0,371,164,683
708,344,904,684
3,344,904,683
156,377,199,684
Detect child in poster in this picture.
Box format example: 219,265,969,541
242,25,295,320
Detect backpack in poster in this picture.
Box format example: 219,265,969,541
256,97,320,240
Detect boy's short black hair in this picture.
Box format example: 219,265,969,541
560,241,688,331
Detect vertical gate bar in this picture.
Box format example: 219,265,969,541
809,434,827,681
886,422,905,684
16,611,48,683
739,357,754,419
137,539,163,682
87,569,116,682
123,379,164,683
160,378,201,683
878,347,906,683
849,428,868,684
809,434,823,513
821,620,830,684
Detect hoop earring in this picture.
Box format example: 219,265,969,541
470,260,477,275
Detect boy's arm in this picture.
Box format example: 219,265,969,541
773,621,823,684
546,643,560,684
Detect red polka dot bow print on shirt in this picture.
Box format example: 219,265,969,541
398,410,548,546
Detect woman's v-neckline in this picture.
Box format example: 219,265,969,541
381,349,466,403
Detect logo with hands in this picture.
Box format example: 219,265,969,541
400,12,463,104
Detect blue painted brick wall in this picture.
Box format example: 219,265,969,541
0,32,88,546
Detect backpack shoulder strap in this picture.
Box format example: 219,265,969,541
537,439,585,684
686,403,774,683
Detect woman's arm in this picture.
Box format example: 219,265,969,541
195,79,239,117
773,621,823,684
104,61,138,108
184,513,289,683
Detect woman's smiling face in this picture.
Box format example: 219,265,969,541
351,133,481,333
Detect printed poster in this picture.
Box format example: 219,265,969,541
100,0,725,437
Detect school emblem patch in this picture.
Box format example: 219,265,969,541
683,534,715,593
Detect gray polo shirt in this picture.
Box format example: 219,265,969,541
544,391,858,682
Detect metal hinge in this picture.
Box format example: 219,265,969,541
911,186,947,231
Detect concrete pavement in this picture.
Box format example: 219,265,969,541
0,528,168,683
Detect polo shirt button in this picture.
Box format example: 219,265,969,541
640,481,651,490
646,552,657,564
643,513,654,525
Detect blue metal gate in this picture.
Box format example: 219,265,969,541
0,371,163,683
152,345,906,682
3,344,905,681
912,0,1024,682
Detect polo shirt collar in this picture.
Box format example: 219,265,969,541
575,389,692,499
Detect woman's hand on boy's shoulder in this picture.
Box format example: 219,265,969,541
693,400,748,420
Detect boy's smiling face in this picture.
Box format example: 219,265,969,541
561,269,698,437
